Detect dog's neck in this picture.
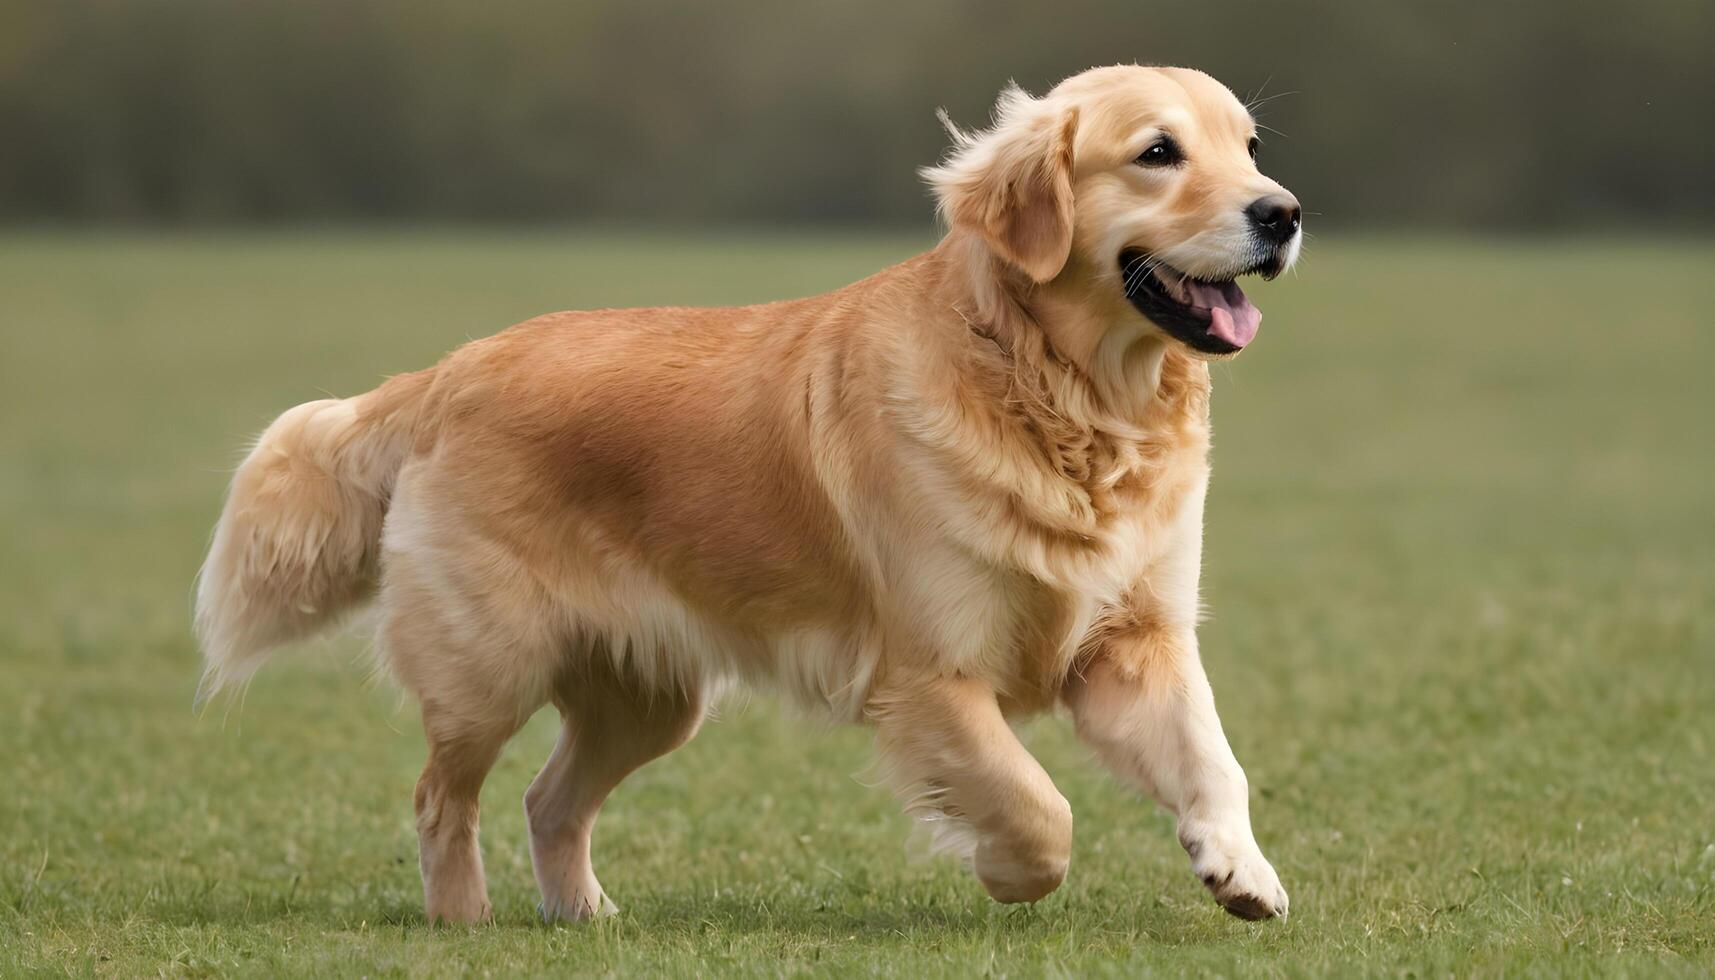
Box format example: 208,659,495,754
917,232,1211,530
928,232,1200,436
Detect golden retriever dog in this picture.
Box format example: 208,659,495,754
196,64,1301,925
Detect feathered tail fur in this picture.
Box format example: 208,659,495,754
194,369,433,701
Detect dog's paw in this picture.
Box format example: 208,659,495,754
538,888,618,924
1180,822,1288,921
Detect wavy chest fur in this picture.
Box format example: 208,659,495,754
889,334,1212,708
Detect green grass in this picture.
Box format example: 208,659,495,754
1,231,1711,977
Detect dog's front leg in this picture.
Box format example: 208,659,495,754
871,674,1073,904
1063,630,1288,919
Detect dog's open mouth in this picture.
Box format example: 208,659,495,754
1119,250,1264,356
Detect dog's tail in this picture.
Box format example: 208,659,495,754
194,368,435,703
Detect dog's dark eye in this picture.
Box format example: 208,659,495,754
1247,136,1261,161
1135,137,1182,168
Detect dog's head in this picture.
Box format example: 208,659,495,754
925,66,1300,358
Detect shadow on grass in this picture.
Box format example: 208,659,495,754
115,884,1231,949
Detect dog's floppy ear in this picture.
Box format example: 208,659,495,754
923,85,1079,284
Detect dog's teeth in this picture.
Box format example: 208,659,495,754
1152,268,1188,303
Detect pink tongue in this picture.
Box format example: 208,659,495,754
1183,280,1261,348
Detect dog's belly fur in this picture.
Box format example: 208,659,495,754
379,473,1183,723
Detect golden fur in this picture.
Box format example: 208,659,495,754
196,65,1299,924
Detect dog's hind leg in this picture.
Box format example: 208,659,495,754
525,657,706,922
383,554,542,926
413,694,526,925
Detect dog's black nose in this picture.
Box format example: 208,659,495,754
1246,195,1302,246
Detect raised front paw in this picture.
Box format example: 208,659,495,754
1179,821,1289,921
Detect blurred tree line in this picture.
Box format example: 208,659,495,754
2,0,1711,229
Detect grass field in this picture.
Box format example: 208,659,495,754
1,231,1711,977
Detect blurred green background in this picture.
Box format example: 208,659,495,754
2,2,1713,976
3,0,1713,230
